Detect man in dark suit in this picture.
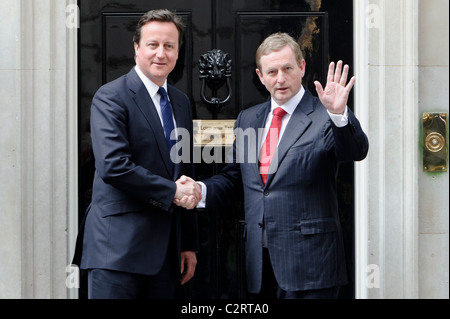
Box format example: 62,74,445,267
179,32,368,299
75,9,200,299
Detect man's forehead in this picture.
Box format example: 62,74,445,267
139,24,179,46
141,21,179,36
261,50,296,67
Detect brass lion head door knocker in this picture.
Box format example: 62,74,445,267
199,49,232,118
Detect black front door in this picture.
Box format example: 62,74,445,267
78,0,355,299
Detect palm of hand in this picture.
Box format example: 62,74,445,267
314,61,355,114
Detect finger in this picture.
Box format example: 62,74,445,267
177,195,189,207
346,76,356,91
179,195,195,210
185,196,195,210
181,262,195,285
178,175,187,184
189,195,200,209
180,252,197,285
334,60,343,84
340,64,349,86
181,176,196,184
327,61,335,84
182,270,194,285
314,81,324,99
180,255,185,275
181,273,191,285
184,182,201,200
187,185,200,199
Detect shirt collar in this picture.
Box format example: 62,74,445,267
134,65,167,99
270,85,305,115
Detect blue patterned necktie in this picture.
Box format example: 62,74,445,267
158,87,176,161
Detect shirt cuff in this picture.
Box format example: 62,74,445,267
196,181,207,209
327,106,349,127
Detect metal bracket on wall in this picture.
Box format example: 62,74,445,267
423,113,447,172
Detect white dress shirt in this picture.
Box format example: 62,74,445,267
134,65,177,136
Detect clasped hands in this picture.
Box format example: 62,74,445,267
174,175,202,209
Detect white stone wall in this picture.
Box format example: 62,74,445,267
0,1,22,297
0,0,78,298
354,0,420,299
417,0,449,299
354,0,448,299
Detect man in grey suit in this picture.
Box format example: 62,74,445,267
178,33,368,299
74,9,201,299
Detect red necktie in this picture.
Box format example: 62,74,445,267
259,107,287,184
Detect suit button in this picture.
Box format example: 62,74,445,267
168,207,174,214
264,191,269,196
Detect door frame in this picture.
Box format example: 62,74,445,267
352,0,420,299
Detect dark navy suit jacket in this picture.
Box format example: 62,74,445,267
204,89,368,293
75,68,198,276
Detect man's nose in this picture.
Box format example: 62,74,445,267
277,72,286,83
156,46,165,58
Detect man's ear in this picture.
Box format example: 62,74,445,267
256,68,265,86
134,42,139,58
299,59,306,78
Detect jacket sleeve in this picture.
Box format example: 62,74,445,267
202,113,243,209
331,108,369,163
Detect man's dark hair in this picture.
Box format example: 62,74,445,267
133,9,184,48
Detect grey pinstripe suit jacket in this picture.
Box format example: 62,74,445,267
204,88,369,293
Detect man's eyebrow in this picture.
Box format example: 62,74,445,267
266,63,294,71
282,62,295,68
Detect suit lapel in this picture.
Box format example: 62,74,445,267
127,69,174,177
265,90,313,187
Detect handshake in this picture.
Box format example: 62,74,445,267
173,175,202,210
